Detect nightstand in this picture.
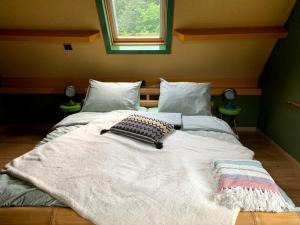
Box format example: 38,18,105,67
59,102,81,114
218,105,241,134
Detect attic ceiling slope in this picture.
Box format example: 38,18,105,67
0,0,296,82
175,0,295,28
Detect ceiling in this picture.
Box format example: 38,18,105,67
0,0,296,85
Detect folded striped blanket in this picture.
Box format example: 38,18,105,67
212,159,295,212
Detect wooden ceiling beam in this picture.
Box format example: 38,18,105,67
0,29,100,43
174,27,288,41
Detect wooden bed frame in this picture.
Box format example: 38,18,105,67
0,87,299,225
0,207,300,225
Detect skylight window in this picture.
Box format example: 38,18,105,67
107,0,165,44
96,0,174,54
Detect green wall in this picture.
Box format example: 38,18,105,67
258,1,300,162
0,94,66,124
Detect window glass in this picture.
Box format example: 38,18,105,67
107,0,165,43
96,0,173,54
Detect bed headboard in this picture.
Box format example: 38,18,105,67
140,88,160,107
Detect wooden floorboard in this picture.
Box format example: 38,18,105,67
0,124,53,168
239,131,300,206
0,123,52,144
0,124,299,206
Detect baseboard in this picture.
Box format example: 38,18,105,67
236,127,257,132
257,129,300,167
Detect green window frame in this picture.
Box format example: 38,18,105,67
96,0,174,54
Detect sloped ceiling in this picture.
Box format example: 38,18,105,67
0,0,296,84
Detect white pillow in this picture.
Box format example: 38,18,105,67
158,79,211,115
81,79,142,112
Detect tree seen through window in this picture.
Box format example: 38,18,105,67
109,0,163,39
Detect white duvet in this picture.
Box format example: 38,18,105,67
4,111,254,225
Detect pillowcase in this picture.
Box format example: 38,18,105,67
158,79,211,115
147,107,159,112
212,159,295,212
101,114,174,149
81,79,142,112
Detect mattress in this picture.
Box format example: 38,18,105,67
0,110,264,208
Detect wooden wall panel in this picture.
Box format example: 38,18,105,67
0,77,261,96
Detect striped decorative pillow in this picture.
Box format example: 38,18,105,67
212,159,295,212
100,114,174,149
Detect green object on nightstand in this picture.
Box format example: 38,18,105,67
60,102,81,113
218,105,241,135
218,105,241,116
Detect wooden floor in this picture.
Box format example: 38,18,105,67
0,124,300,206
0,124,53,168
239,131,300,206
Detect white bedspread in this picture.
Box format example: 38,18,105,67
4,111,254,225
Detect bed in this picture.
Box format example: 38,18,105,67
0,82,300,225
